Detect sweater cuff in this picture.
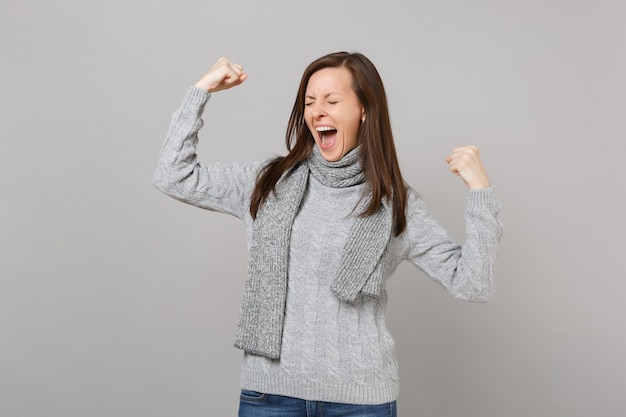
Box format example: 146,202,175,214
467,186,500,208
182,85,211,109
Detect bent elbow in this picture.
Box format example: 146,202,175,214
452,280,494,303
152,168,179,197
152,170,168,193
471,289,494,303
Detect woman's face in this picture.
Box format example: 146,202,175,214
304,67,365,162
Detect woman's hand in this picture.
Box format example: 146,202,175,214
445,146,492,190
194,57,248,93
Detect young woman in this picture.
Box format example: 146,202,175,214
154,52,502,417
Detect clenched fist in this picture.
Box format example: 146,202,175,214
445,146,491,190
194,57,248,93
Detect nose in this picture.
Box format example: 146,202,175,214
310,103,326,119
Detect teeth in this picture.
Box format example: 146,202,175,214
316,126,336,132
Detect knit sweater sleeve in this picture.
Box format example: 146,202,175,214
153,86,260,219
404,187,503,302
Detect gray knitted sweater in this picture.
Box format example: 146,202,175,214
153,87,503,405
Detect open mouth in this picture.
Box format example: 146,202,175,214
316,126,338,148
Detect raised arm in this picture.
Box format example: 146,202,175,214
405,146,502,302
153,58,258,219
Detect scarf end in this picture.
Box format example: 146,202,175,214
233,337,282,360
330,282,381,303
331,288,381,303
331,257,386,302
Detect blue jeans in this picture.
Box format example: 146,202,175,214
238,390,397,417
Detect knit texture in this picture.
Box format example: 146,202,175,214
234,146,392,359
153,86,503,405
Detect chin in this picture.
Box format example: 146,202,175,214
319,149,343,162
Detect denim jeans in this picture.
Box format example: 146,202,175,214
238,390,397,417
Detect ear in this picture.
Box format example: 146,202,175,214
361,108,366,123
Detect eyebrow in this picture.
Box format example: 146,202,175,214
305,92,340,100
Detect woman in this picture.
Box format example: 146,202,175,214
154,52,502,416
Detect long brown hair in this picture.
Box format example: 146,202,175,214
250,51,408,235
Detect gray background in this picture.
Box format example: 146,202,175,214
1,0,624,416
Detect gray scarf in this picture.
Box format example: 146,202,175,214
233,146,393,359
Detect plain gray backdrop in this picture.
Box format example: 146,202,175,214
2,0,624,416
